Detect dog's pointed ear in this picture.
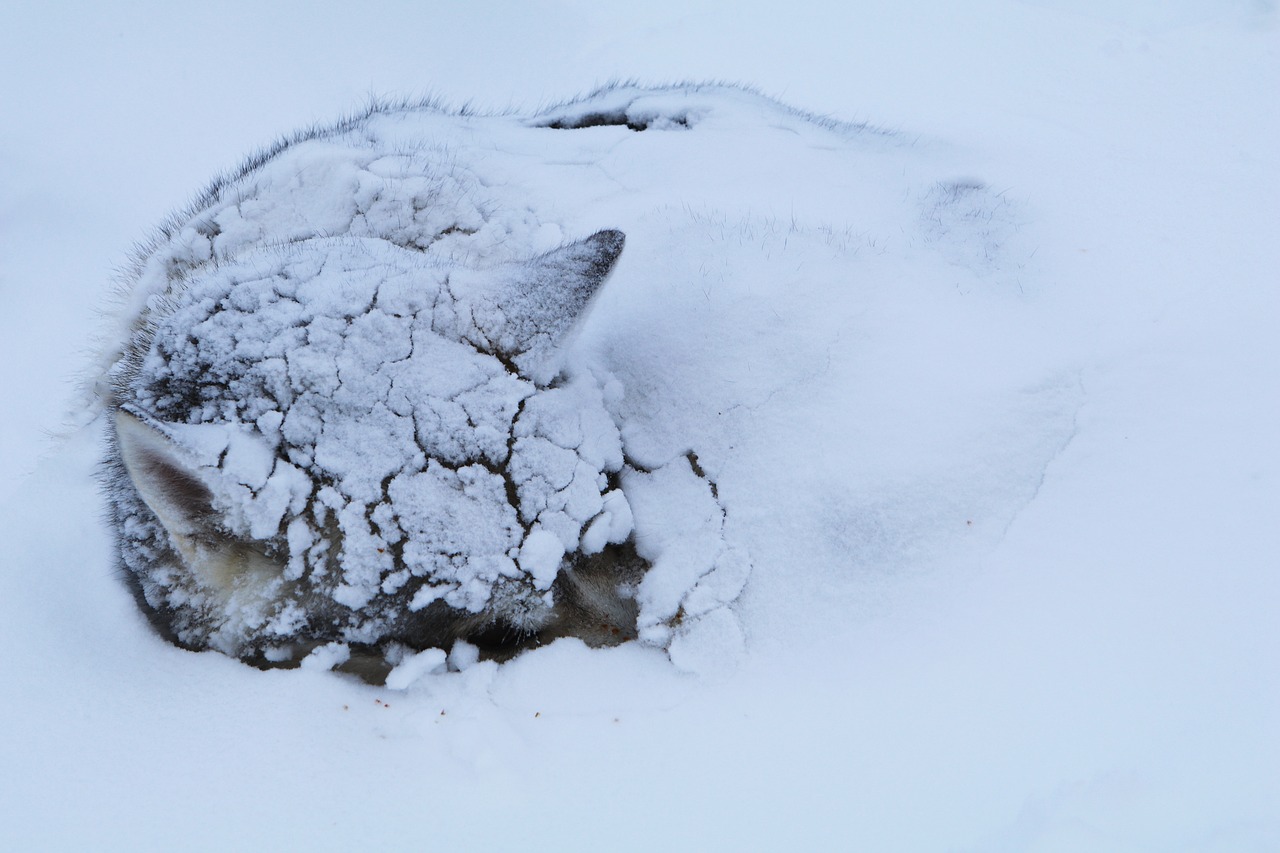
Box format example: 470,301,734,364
114,410,216,553
468,229,625,383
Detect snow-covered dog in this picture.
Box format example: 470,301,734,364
100,86,769,682
101,107,652,681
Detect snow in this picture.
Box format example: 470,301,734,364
384,647,448,691
1,2,1277,850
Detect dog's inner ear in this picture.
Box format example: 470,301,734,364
464,229,625,383
114,411,216,552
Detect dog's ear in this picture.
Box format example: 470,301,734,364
465,229,625,383
114,410,217,558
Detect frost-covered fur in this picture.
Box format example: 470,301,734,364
102,85,764,680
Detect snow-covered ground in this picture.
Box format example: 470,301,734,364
2,2,1276,850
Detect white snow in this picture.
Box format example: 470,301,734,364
299,641,352,672
1,2,1276,850
384,647,448,691
518,528,566,591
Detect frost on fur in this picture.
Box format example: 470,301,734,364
101,86,758,683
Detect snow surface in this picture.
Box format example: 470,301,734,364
1,2,1277,850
